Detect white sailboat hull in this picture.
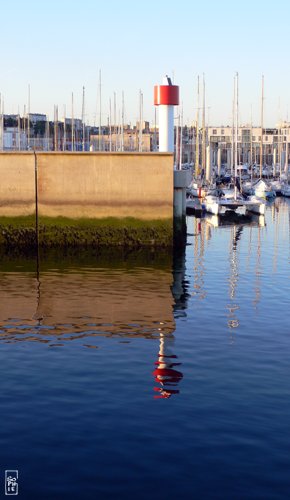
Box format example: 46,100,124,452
245,196,266,215
253,180,276,200
203,193,265,217
203,196,247,215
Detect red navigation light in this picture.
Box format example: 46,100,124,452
154,85,179,106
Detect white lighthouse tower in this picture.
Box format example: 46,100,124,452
154,75,190,225
154,76,179,153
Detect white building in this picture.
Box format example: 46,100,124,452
206,124,290,167
2,128,27,150
60,118,83,130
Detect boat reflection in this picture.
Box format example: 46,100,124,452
190,216,207,301
203,212,266,228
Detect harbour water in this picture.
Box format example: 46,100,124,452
0,198,289,499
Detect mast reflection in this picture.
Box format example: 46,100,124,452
192,216,207,301
203,212,266,339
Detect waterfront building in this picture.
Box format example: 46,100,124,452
90,124,151,152
206,124,290,169
179,123,290,171
2,127,27,150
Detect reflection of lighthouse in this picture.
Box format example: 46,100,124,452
153,333,183,399
152,245,187,399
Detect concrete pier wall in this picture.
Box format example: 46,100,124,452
37,152,173,220
0,153,35,216
0,151,173,220
0,152,174,246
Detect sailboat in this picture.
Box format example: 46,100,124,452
252,76,275,200
252,178,276,199
280,136,290,196
203,73,265,216
187,75,212,199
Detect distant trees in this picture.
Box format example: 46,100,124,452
33,121,46,136
4,117,17,128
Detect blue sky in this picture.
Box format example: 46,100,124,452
2,0,290,126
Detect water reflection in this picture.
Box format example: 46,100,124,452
153,246,187,398
0,200,289,397
0,248,187,397
0,249,181,343
153,333,183,399
191,217,207,301
202,211,267,339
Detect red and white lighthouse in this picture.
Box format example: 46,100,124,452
154,76,179,152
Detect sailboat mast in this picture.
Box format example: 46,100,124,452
45,115,49,151
27,84,30,150
195,75,200,177
54,105,58,151
202,74,206,172
63,105,66,151
250,105,253,167
113,92,116,151
231,76,235,177
179,104,183,169
109,97,112,152
234,72,239,201
121,90,124,151
235,72,238,175
99,70,102,151
18,107,21,151
139,89,143,152
250,105,253,184
82,86,85,151
71,92,74,151
260,75,264,178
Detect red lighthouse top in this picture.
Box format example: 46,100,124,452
154,75,179,106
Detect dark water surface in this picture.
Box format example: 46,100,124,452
0,198,289,499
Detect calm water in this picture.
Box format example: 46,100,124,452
0,198,289,499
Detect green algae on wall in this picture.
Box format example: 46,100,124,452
38,217,173,247
0,216,37,247
0,216,173,248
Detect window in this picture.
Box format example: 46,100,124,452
213,129,217,135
